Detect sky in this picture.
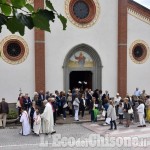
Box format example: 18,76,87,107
134,0,150,9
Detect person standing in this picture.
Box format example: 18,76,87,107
33,108,41,136
41,100,56,135
67,93,73,117
123,98,131,127
132,96,139,123
20,107,31,136
107,100,117,130
38,90,45,101
114,93,121,116
0,98,9,128
61,91,67,120
17,93,24,116
23,93,32,112
90,97,99,123
79,94,86,119
73,94,80,121
30,101,36,131
137,100,146,127
145,95,150,123
134,88,141,97
118,102,124,124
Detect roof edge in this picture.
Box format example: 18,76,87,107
128,0,150,18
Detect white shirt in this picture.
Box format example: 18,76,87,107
114,96,121,106
134,90,141,96
137,103,145,114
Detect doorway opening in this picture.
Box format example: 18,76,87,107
69,71,92,91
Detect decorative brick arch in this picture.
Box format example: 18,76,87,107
63,44,102,91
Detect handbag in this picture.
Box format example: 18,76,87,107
128,107,133,114
105,117,111,124
73,100,79,107
63,103,68,108
102,110,106,117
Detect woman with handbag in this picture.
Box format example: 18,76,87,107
107,100,117,130
123,98,132,127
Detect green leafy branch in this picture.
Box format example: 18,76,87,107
0,0,67,36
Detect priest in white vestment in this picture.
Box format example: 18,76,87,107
40,100,56,134
20,108,31,136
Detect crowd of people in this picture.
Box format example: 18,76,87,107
0,87,150,136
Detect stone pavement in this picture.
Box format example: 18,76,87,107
0,122,150,150
82,121,150,149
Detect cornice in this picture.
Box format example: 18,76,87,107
127,0,150,25
128,8,150,25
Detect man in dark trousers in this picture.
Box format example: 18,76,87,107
0,98,9,128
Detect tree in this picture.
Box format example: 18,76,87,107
0,0,67,36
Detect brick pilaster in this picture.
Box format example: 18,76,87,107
34,0,45,92
118,0,128,97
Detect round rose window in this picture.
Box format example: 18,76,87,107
7,43,21,57
69,0,96,24
65,0,100,28
0,35,29,65
132,44,147,61
129,40,150,64
3,40,25,61
73,1,90,19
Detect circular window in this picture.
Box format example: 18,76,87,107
129,40,150,64
65,0,100,28
73,1,89,19
0,35,29,65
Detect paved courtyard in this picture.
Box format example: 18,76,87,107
0,122,150,150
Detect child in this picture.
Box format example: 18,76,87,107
33,108,41,136
118,102,124,124
20,107,31,136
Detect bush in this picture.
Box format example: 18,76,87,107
7,110,18,119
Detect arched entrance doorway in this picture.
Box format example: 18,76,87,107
70,71,92,90
63,44,102,92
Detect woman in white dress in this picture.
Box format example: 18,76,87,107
20,107,31,136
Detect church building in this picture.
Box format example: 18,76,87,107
0,0,150,102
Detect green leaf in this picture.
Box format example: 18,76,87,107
11,0,26,8
6,17,25,35
0,0,6,3
57,14,67,30
46,0,55,11
1,4,12,16
38,9,55,22
0,14,8,25
32,11,50,32
25,3,34,13
16,13,34,29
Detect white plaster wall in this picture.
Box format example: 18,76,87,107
0,27,35,103
45,0,118,97
127,14,150,95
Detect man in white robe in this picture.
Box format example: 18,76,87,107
20,108,31,135
41,100,56,135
